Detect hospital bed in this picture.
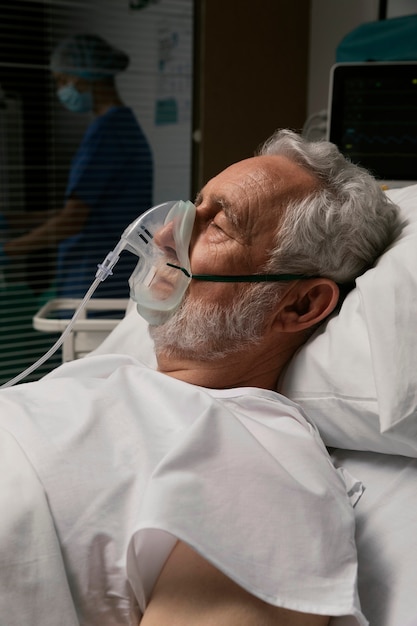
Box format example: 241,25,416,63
30,183,417,625
33,297,129,361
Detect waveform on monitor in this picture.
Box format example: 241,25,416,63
343,130,417,147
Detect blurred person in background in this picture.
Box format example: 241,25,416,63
0,33,153,299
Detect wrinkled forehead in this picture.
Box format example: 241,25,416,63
200,155,317,225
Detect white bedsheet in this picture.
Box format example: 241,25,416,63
0,354,366,625
331,449,417,626
0,427,79,626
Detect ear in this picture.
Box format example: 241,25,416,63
272,279,340,333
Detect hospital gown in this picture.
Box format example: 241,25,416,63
0,354,367,625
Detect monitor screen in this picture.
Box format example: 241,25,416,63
328,62,417,181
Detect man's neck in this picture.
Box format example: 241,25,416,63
155,339,300,391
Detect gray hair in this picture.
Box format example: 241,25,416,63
257,129,404,283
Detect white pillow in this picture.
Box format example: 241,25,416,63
280,184,417,456
93,184,417,457
92,302,157,368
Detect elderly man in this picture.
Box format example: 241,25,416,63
0,130,401,626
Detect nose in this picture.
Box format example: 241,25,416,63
153,220,177,258
189,207,206,251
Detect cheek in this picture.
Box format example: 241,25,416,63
187,277,242,305
189,236,253,277
189,243,227,274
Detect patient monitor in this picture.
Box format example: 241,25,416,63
327,61,417,188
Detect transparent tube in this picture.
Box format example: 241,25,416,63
0,277,102,389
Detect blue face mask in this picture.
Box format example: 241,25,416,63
57,83,93,113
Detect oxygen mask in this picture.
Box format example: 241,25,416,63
122,200,196,325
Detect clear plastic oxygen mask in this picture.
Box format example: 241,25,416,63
126,200,196,325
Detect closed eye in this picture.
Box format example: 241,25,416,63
194,192,245,242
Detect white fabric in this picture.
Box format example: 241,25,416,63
0,428,79,626
93,303,157,368
0,354,366,625
331,449,417,626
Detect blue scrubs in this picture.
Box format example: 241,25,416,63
57,106,153,299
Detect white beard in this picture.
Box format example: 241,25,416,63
149,282,284,361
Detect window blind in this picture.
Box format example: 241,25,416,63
0,0,193,384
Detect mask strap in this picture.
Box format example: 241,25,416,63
166,263,317,283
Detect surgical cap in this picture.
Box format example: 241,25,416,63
50,34,130,80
